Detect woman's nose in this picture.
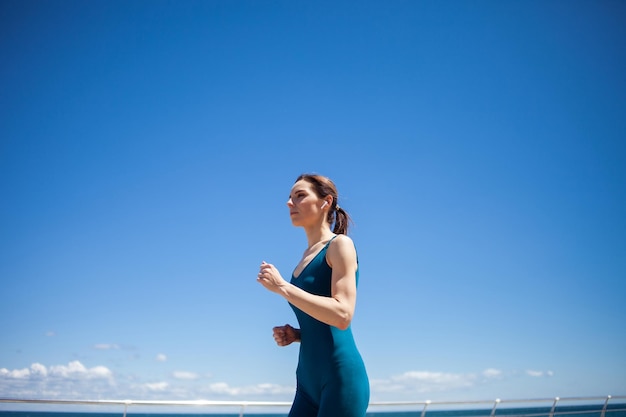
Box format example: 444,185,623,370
286,198,294,207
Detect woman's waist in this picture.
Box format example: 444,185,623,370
296,349,367,380
298,341,363,362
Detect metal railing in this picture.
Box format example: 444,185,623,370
1,394,624,417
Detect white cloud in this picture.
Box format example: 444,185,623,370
45,331,56,337
172,371,199,380
393,371,476,392
526,370,554,377
145,382,169,392
483,368,502,378
0,360,293,401
254,383,294,395
0,361,115,400
371,368,510,395
93,344,120,350
208,382,236,395
0,361,112,381
156,353,168,362
0,367,31,379
2,362,556,402
205,382,294,396
31,363,48,377
48,361,113,379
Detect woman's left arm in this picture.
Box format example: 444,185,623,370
258,235,358,330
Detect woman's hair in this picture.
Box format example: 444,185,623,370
296,173,352,235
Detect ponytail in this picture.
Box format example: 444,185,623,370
332,205,352,235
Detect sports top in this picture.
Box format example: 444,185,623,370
288,236,369,417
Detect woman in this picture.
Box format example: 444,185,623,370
257,173,370,417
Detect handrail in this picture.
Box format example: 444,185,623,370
1,395,624,417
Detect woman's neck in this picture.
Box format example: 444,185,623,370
304,225,334,250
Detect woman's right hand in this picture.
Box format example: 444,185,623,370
272,324,300,346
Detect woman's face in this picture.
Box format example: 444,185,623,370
287,180,327,227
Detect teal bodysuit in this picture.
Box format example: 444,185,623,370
288,237,370,417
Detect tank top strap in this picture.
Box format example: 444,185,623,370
323,234,339,251
325,235,359,269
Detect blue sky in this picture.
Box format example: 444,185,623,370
1,0,625,407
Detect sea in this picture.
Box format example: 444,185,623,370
1,403,625,417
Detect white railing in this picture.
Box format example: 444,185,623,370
0,395,624,417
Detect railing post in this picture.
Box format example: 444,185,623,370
239,402,246,417
123,400,132,417
600,395,612,417
491,398,501,417
549,397,560,417
421,400,431,417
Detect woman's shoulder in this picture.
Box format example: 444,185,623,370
326,234,357,269
328,234,356,255
331,233,354,245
